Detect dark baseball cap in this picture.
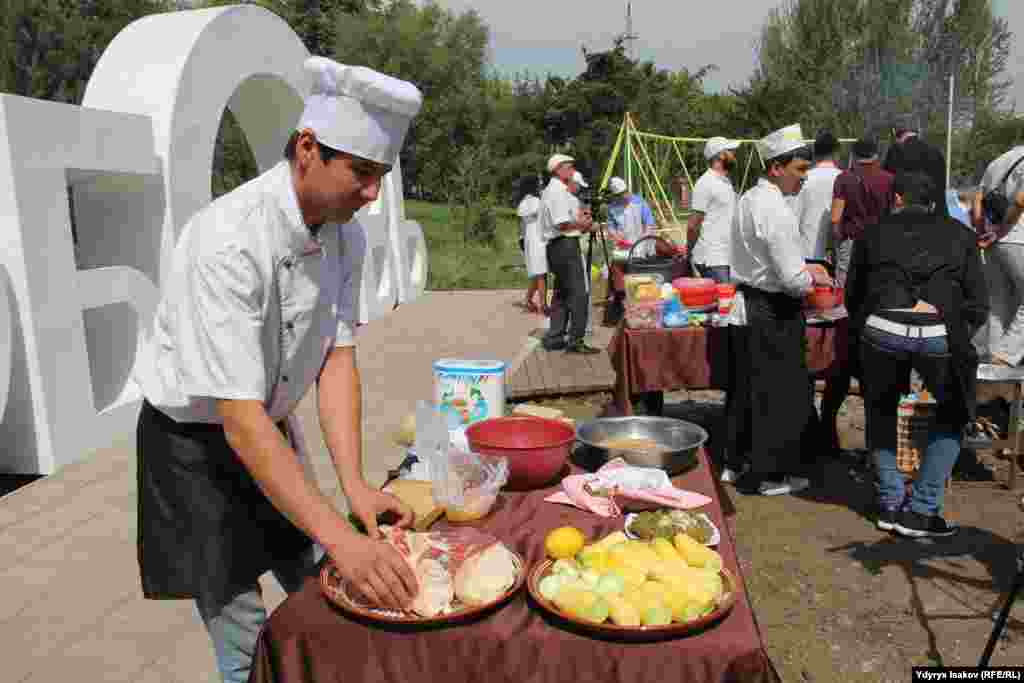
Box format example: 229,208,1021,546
814,130,838,157
853,138,878,160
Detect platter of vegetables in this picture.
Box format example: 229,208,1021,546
527,529,737,640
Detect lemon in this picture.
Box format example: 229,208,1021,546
545,526,586,560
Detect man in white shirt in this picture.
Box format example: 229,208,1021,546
794,130,843,260
688,136,740,283
975,145,1024,366
133,57,421,683
540,154,598,353
725,124,833,496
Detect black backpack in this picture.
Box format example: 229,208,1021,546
982,151,1024,225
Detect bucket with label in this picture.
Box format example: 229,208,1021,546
433,359,506,429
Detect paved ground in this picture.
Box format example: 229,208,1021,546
0,289,542,683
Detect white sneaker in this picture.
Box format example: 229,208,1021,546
758,476,810,496
720,464,749,484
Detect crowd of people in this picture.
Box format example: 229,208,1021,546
524,121,1024,542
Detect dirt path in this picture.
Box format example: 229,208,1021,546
526,389,1024,681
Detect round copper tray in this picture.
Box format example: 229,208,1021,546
319,547,526,626
526,559,737,641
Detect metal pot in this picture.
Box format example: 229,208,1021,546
575,416,709,475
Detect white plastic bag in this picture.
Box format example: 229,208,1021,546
430,446,508,520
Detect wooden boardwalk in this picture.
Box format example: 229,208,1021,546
507,322,617,400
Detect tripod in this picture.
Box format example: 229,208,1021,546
979,546,1024,666
585,219,613,330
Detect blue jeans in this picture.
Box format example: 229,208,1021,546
860,325,961,515
196,546,322,683
694,264,731,284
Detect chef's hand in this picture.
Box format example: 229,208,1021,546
330,533,419,610
346,481,414,538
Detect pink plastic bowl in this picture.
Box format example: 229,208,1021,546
465,416,576,490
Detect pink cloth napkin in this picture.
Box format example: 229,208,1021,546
544,459,712,517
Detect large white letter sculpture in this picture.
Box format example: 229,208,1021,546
0,5,428,474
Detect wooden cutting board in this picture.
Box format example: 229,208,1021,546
382,479,445,531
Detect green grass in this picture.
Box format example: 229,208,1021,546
407,200,528,290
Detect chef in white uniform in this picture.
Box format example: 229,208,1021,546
724,124,833,497
133,57,421,683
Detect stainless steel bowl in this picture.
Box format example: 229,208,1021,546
575,416,709,474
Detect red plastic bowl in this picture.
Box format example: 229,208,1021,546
465,417,576,490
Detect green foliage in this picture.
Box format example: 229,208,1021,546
333,0,491,201
744,0,1013,145
212,109,259,198
407,200,525,290
1,0,175,103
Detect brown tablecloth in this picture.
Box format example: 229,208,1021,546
608,322,847,415
249,451,779,683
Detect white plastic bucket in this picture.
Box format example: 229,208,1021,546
433,359,506,428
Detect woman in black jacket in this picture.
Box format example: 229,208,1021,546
845,172,989,538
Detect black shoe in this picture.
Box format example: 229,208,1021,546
542,338,567,351
565,340,601,355
733,471,767,495
893,510,957,538
875,507,899,532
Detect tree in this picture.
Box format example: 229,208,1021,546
1,0,175,104
333,0,492,200
743,0,1012,147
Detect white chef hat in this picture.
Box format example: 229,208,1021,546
572,170,589,188
609,177,628,195
756,124,807,162
296,56,423,165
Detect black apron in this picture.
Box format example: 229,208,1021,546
725,286,820,476
136,401,312,613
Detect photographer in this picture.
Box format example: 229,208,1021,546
974,144,1024,367
540,155,600,354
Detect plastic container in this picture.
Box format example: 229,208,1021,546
673,277,718,308
716,283,737,316
465,417,575,490
434,360,506,429
625,299,664,329
624,274,664,305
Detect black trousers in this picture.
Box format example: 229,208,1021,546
544,236,588,344
725,287,820,476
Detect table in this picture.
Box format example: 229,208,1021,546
249,451,780,683
608,322,845,416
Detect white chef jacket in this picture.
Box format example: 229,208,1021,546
690,169,736,267
727,178,813,325
134,160,357,424
981,146,1024,244
793,164,842,259
540,176,580,240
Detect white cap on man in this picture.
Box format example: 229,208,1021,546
756,124,806,162
572,170,589,188
547,153,574,174
704,136,741,160
609,177,628,195
296,56,423,165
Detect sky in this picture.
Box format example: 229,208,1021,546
423,0,1024,109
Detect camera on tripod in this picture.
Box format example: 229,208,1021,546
577,186,611,223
